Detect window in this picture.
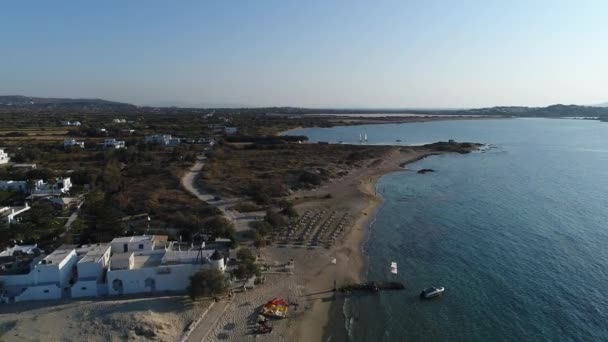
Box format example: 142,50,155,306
139,244,144,249
81,287,87,290
43,290,49,293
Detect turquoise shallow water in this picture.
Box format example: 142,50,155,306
291,119,608,341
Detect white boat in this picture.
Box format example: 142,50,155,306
420,286,445,299
359,133,362,142
390,262,397,274
364,133,368,142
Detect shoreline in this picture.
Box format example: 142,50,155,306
289,146,472,341
278,116,505,136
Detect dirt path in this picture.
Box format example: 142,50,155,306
181,158,262,233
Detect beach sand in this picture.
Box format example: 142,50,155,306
0,295,210,341
284,147,440,341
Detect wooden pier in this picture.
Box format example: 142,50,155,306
338,281,405,293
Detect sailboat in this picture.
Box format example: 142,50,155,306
364,133,368,142
359,133,362,142
391,262,398,274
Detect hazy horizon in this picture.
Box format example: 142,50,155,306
2,0,607,108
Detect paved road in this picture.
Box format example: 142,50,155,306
186,300,231,342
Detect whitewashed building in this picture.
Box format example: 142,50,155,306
0,178,71,195
106,248,221,296
0,180,40,192
103,138,125,149
144,134,180,147
0,245,78,302
31,177,72,195
0,236,229,302
110,235,157,254
71,244,111,298
0,149,9,164
59,121,81,126
0,244,38,257
225,126,238,135
64,139,85,149
0,203,31,224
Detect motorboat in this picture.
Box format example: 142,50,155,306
420,286,444,299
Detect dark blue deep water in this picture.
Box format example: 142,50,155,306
292,119,608,341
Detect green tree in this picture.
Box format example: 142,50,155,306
102,161,122,193
188,269,228,300
203,215,236,238
264,209,286,230
236,247,255,262
249,220,272,236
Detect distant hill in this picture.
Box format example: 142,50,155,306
0,95,137,111
1,95,608,119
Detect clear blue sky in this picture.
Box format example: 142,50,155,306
1,0,606,108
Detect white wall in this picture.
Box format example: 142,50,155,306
0,273,34,286
107,264,205,295
71,280,99,298
15,284,61,302
0,149,8,164
35,250,77,287
111,240,154,254
77,262,103,279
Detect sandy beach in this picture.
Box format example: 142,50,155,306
0,295,210,341
284,147,445,341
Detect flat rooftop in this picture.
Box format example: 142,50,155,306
111,235,154,243
161,250,212,265
0,244,38,257
110,253,133,270
41,244,77,265
0,255,40,275
133,253,164,269
77,244,110,263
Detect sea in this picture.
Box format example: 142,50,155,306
290,118,608,342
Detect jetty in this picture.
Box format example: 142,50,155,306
338,281,405,293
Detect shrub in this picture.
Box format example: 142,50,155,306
188,269,228,300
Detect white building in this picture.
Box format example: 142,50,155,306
112,118,127,124
225,126,238,135
31,177,72,195
103,138,125,149
59,121,81,126
0,236,229,302
0,178,70,195
110,235,158,254
0,245,78,302
0,148,9,164
106,248,222,296
144,134,180,147
0,244,38,257
64,138,85,149
71,244,111,298
0,203,31,224
0,180,32,192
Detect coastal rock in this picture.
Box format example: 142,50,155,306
417,169,435,174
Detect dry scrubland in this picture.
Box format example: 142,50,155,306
201,143,392,198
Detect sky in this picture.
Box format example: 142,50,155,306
1,0,607,108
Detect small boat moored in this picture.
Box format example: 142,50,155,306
420,286,445,299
